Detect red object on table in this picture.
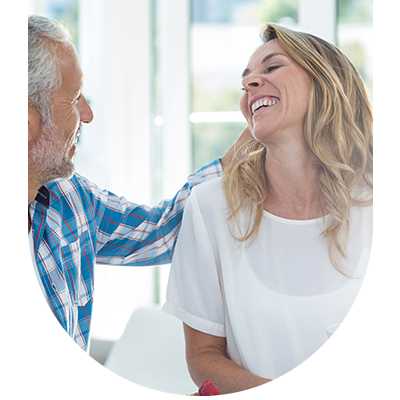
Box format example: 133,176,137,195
197,379,221,396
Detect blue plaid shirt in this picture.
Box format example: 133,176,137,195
29,159,222,351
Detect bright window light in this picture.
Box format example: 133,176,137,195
190,111,245,123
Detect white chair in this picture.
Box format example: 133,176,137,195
104,306,198,395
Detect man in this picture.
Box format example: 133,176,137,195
28,15,251,352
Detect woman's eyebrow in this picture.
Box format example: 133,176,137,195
241,52,289,78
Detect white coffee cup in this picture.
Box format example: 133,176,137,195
326,322,368,366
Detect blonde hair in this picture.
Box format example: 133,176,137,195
222,23,373,276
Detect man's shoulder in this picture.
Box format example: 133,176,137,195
44,173,93,194
43,173,97,208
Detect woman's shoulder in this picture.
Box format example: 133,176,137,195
191,177,227,211
192,176,224,195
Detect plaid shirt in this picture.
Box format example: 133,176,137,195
29,159,222,352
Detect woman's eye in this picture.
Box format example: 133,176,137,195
266,65,280,73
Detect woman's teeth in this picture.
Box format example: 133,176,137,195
252,99,279,114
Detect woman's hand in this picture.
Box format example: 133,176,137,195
264,376,328,396
357,333,374,364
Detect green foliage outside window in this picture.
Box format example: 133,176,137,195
338,0,373,25
237,0,298,24
192,122,247,171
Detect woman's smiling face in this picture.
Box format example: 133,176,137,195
239,39,311,147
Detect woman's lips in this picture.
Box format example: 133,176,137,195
251,96,280,115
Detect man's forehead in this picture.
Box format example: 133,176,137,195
56,44,84,91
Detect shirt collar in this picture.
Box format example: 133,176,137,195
35,186,50,207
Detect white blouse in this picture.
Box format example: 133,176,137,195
163,177,372,380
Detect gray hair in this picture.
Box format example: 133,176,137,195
28,15,73,123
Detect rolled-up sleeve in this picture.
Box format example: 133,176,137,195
162,185,226,337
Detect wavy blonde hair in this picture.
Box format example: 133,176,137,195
222,23,373,276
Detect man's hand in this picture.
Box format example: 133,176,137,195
357,333,374,364
264,376,328,396
220,126,253,169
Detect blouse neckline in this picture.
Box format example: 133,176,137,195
262,209,328,225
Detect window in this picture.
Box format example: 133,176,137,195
28,0,79,47
337,0,373,95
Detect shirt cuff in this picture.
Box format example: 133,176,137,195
187,158,223,188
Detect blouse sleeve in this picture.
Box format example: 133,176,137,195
162,184,226,337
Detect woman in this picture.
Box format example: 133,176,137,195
163,23,373,394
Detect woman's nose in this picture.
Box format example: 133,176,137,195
78,95,94,124
242,74,262,90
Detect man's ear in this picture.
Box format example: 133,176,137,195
28,99,40,142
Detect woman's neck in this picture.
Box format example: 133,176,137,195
263,146,323,220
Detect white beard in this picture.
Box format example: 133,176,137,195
29,119,76,186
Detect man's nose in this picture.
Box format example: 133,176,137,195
78,95,94,124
